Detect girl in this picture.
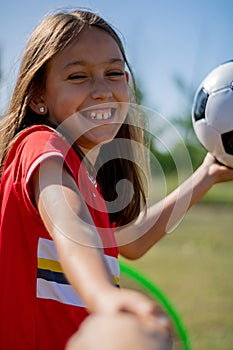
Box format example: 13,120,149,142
0,9,232,350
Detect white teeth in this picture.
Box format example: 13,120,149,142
96,113,103,120
89,110,112,120
103,112,110,120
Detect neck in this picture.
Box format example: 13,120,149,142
78,144,101,166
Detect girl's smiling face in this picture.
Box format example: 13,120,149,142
42,26,130,152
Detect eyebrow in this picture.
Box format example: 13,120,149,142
63,58,125,70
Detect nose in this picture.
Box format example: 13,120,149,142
91,78,113,100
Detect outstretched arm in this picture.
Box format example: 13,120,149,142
117,154,233,259
31,157,162,319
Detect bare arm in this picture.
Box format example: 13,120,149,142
31,157,160,318
32,157,116,312
117,154,233,259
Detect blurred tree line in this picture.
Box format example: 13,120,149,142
136,75,206,174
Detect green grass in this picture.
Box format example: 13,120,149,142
200,182,233,204
120,204,233,350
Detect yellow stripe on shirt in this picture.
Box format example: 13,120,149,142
38,257,63,273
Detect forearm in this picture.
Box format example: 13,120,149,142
39,189,118,313
117,161,215,259
33,157,116,312
52,229,115,312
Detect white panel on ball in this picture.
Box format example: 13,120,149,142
206,89,233,133
193,119,220,152
203,61,233,93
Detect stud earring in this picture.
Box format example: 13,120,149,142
39,106,45,113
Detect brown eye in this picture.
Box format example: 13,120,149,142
68,74,88,80
106,71,125,78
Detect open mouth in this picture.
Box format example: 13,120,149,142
81,108,115,121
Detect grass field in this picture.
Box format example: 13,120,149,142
120,182,233,350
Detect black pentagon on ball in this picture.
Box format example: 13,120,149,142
193,88,209,121
221,130,233,155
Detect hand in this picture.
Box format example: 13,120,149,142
66,311,173,350
93,287,170,329
201,153,233,184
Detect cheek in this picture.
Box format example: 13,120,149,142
45,88,81,117
116,83,130,103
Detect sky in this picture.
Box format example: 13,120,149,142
0,0,233,121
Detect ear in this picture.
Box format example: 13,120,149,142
125,71,129,83
29,94,48,115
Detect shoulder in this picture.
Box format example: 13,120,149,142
15,125,65,149
7,125,76,162
3,125,82,181
15,125,55,142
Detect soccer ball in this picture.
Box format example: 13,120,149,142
192,60,233,168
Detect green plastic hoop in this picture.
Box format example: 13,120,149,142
119,261,192,350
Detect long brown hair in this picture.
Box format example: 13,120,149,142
0,9,149,226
